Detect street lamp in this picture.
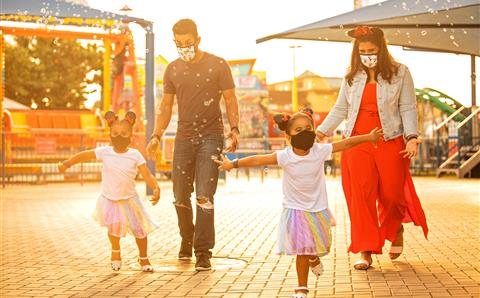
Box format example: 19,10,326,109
289,45,302,112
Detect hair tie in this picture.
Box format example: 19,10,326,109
282,113,291,123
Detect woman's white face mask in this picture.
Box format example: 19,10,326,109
177,45,196,62
360,54,378,68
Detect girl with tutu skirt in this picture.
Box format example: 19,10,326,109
59,111,160,272
215,108,383,298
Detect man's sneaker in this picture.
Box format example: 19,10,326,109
195,255,212,271
178,240,193,260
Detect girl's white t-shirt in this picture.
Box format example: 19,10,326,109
276,143,333,212
94,146,146,200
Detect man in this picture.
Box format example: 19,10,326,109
146,19,239,271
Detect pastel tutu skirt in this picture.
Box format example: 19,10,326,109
277,208,332,256
93,195,159,239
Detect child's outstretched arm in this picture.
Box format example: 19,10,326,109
214,153,278,171
138,164,161,206
332,127,383,153
58,150,96,173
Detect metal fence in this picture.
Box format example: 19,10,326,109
1,130,471,186
0,131,146,185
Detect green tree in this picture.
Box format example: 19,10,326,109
5,36,103,109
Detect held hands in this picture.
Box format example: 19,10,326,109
146,138,160,160
400,138,421,159
315,131,327,142
368,127,384,148
213,154,234,171
149,188,161,206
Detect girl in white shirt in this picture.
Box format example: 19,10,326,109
59,111,160,272
215,109,382,298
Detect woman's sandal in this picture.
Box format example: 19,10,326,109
353,252,372,270
111,249,122,271
138,256,154,272
389,225,404,260
309,257,324,277
292,286,309,298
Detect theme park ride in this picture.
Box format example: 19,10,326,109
0,0,156,185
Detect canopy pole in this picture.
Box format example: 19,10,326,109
103,40,112,113
290,46,301,112
471,55,476,107
0,32,5,189
145,27,155,195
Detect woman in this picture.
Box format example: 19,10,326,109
316,26,428,270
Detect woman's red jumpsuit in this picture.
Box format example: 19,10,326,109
341,82,428,254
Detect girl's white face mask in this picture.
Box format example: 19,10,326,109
177,45,196,62
360,54,378,68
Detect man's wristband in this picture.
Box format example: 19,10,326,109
150,133,161,142
232,159,239,168
231,126,240,134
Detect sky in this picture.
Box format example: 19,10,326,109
88,0,479,107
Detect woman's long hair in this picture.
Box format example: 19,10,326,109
345,27,399,86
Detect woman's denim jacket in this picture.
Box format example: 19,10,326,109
317,64,419,141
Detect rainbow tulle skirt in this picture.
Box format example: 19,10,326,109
277,208,332,256
93,195,159,239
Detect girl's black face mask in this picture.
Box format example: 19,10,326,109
111,136,131,151
290,130,316,151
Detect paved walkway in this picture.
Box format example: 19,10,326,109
1,176,479,297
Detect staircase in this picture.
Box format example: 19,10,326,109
437,143,480,178
436,107,480,178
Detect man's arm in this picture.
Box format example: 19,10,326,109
153,93,175,138
222,88,240,152
223,88,239,131
146,93,175,159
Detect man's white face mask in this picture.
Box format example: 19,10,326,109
360,54,378,68
177,45,196,62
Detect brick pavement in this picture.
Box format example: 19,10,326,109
1,176,479,297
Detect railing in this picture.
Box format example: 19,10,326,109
433,106,480,177
2,122,477,185
1,131,146,185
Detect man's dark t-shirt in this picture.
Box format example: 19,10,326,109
163,53,235,139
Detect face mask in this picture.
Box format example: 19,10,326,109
360,54,378,68
111,136,131,151
290,130,316,151
177,45,196,62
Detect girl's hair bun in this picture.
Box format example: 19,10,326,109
124,111,137,126
300,107,314,119
104,111,118,127
273,113,290,131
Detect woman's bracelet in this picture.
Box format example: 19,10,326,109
406,135,418,142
